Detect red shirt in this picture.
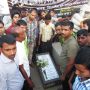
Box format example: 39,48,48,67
5,24,14,34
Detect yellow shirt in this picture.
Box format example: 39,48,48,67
40,22,55,42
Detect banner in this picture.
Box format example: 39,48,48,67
0,0,10,15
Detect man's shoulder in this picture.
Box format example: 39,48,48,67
64,36,79,51
68,36,78,44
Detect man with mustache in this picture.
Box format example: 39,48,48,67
59,20,79,90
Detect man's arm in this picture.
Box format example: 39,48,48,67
61,58,74,81
19,65,34,88
68,71,75,90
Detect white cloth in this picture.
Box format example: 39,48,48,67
16,41,30,77
2,15,12,29
0,0,10,15
40,22,55,42
71,13,83,32
0,53,24,90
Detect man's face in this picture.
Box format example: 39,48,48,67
29,11,37,21
18,25,27,42
13,14,21,24
21,11,27,18
62,26,72,39
50,11,55,17
19,25,27,32
1,43,16,60
75,64,90,78
0,23,4,35
77,35,87,46
18,31,26,42
41,12,46,18
82,24,88,30
45,20,51,25
55,25,62,35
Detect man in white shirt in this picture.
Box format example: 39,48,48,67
0,34,24,90
12,20,34,90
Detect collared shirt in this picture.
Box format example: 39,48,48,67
59,36,79,73
16,41,30,77
40,22,55,42
0,53,24,90
23,17,38,44
39,19,45,27
73,76,90,90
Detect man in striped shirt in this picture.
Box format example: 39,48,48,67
73,46,90,90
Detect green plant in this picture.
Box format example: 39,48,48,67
36,59,48,68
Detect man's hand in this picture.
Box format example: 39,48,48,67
28,80,35,88
60,74,66,81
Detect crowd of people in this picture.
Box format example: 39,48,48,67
0,4,90,90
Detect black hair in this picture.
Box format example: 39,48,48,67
11,4,21,14
16,20,27,26
0,20,4,26
61,20,74,30
38,10,46,16
45,13,51,20
0,34,16,47
11,10,21,19
75,46,90,70
49,9,56,13
32,8,38,12
38,10,46,20
21,7,26,12
55,22,62,27
83,19,90,32
28,8,37,13
77,29,88,37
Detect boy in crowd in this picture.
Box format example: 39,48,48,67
73,46,90,90
81,19,90,31
5,11,21,34
49,9,58,24
39,13,55,54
